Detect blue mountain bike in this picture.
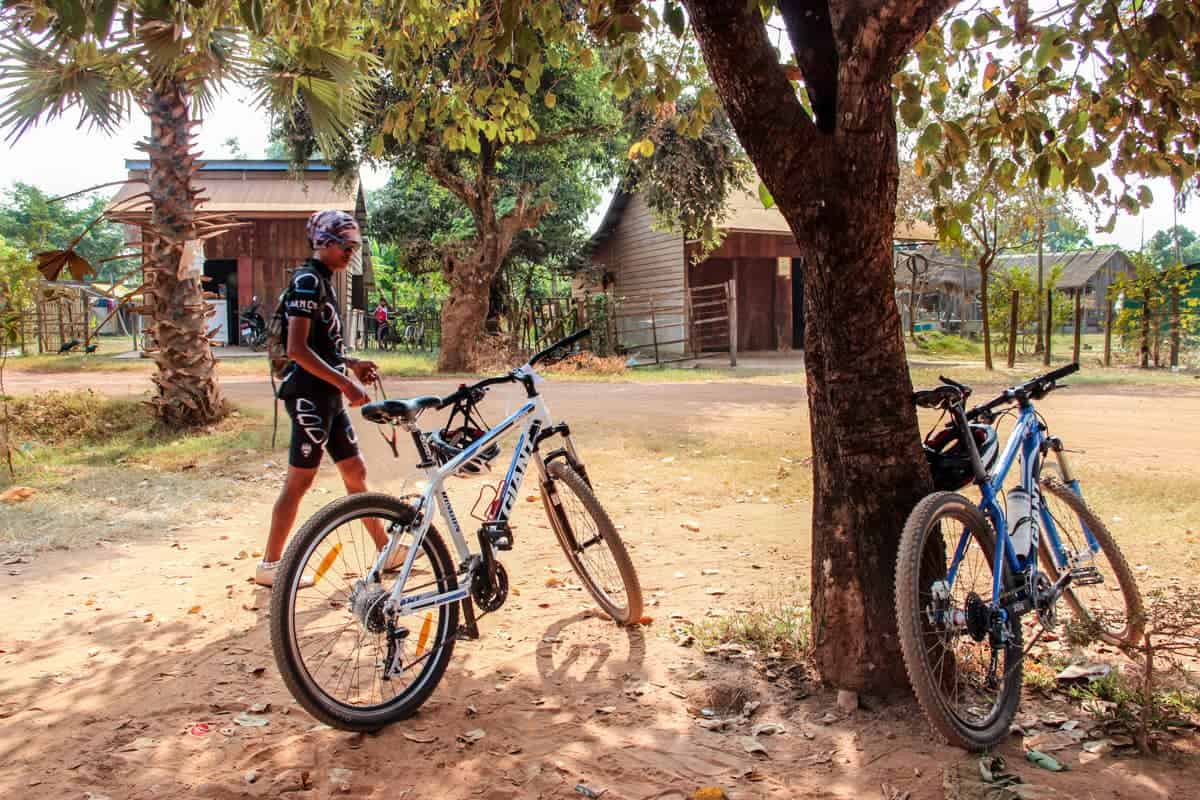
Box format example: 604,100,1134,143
896,363,1144,750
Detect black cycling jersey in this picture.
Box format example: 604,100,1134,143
277,258,346,399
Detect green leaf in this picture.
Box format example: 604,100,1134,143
757,181,774,210
918,123,942,151
899,100,924,128
1077,163,1096,193
92,0,117,40
1035,30,1058,70
665,2,687,39
951,19,971,50
1137,185,1153,206
48,0,86,38
943,121,969,150
972,14,996,44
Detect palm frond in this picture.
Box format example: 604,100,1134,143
248,42,380,157
0,35,135,142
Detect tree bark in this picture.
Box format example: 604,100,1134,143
141,76,225,427
685,0,942,693
428,142,551,371
979,259,994,370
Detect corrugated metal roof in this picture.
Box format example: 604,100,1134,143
992,248,1134,290
123,158,332,172
590,187,937,247
106,170,358,216
894,246,981,292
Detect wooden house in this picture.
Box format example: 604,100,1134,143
587,187,935,356
105,159,373,346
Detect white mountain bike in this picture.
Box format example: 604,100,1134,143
269,329,643,731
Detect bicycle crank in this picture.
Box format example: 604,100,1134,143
471,561,509,612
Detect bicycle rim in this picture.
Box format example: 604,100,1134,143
899,494,1022,747
1039,479,1142,646
544,463,638,621
281,508,454,714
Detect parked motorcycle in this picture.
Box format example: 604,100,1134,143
239,297,268,351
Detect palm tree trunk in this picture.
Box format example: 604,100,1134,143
141,76,225,426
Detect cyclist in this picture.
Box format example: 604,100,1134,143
257,210,395,586
373,298,390,342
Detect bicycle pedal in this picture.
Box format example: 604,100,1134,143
1069,566,1104,586
482,522,514,551
456,623,480,641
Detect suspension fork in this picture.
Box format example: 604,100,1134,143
536,422,590,485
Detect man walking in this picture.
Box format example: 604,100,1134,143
256,210,394,586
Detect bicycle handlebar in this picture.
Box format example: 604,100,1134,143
965,362,1080,419
529,328,591,367
437,329,593,409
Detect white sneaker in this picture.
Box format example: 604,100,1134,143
255,560,315,589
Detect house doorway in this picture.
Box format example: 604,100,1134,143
203,258,238,344
791,259,805,350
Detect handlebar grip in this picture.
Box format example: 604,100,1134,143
529,328,592,367
1043,362,1079,383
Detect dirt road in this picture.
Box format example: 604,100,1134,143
1,372,1197,798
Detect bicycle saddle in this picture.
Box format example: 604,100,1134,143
362,396,441,423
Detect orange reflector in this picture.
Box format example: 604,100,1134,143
415,612,433,657
312,543,343,585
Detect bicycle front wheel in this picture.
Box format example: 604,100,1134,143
270,493,459,731
1038,477,1144,647
541,461,643,624
896,492,1023,751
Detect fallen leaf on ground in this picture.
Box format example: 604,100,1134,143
402,732,437,743
457,728,485,744
1025,749,1067,772
575,784,608,798
187,605,202,614
234,712,269,727
752,722,786,736
740,736,768,757
1023,731,1077,753
693,788,728,800
0,487,36,503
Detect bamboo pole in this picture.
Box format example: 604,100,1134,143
727,278,738,367
1072,291,1083,364
1169,285,1181,368
1104,294,1114,367
1007,290,1019,369
1043,290,1053,366
649,293,660,366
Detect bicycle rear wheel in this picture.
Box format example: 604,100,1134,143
1038,477,1144,647
270,493,459,731
896,492,1023,751
541,461,642,624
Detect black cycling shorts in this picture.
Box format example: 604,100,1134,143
284,393,360,469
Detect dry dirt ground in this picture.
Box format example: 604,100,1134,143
1,371,1198,799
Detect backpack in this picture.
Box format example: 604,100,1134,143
266,265,328,381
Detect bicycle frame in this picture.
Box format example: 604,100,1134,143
374,391,563,615
944,400,1100,613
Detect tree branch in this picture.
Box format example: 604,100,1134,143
778,0,839,133
846,0,960,79
423,146,479,217
527,124,614,148
682,0,819,191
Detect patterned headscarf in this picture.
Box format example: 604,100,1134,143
306,209,359,249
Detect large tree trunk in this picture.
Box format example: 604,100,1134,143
141,76,225,427
428,141,550,372
438,249,493,372
685,0,941,693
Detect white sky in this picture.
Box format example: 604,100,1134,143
0,84,1194,251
